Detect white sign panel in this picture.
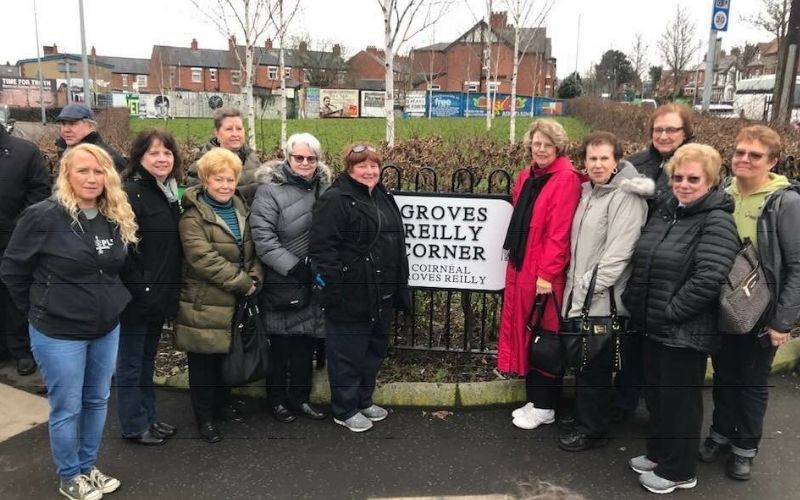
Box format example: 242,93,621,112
395,193,513,291
360,90,385,117
405,90,426,117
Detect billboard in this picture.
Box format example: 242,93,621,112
426,91,463,117
302,87,320,119
319,88,359,118
404,90,426,117
360,90,385,117
534,97,567,116
464,92,534,117
0,77,56,107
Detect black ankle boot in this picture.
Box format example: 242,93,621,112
726,454,753,481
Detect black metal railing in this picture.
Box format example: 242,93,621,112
382,164,512,354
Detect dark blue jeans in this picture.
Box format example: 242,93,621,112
116,318,163,437
325,303,392,421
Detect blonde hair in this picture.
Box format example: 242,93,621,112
197,148,243,185
523,119,569,156
665,143,724,187
55,143,138,245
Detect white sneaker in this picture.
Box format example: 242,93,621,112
86,467,120,494
334,412,374,432
629,455,659,474
359,404,389,422
511,402,534,419
59,475,102,500
512,408,555,430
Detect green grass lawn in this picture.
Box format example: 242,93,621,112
130,115,589,155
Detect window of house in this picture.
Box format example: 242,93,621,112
284,66,292,78
191,67,202,83
136,74,147,88
303,70,310,83
121,74,128,87
231,70,241,86
465,81,479,92
209,69,217,82
267,66,278,80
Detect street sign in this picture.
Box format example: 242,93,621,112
712,0,730,32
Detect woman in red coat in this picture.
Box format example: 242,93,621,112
497,118,582,430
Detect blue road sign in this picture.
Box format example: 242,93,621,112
712,0,731,32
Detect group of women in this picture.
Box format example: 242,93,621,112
0,102,796,499
0,106,408,500
498,110,799,495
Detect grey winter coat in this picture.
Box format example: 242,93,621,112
249,160,332,337
563,162,653,318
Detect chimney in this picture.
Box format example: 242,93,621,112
265,38,272,50
91,45,96,57
299,41,307,52
43,43,58,55
366,45,378,54
191,38,198,50
228,35,237,51
333,44,341,57
489,11,507,30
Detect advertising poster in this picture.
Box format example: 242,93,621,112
304,87,320,119
395,193,513,291
426,91,463,117
404,90,426,117
464,93,534,117
319,88,359,118
360,90,385,117
534,97,567,116
0,77,56,107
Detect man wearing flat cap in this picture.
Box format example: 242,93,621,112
55,103,127,172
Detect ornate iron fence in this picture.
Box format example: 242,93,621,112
381,164,513,353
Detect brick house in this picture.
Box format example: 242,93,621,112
346,46,412,100
90,46,151,93
409,11,556,97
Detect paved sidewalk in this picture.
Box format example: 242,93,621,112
1,370,799,499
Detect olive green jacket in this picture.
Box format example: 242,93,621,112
173,186,263,353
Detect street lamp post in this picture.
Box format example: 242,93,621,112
78,0,91,107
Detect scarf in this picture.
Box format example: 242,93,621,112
502,169,553,270
157,177,179,203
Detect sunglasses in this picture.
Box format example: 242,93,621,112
733,149,767,162
653,126,684,136
671,174,703,185
350,144,377,154
290,154,318,164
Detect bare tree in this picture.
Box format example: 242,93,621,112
744,0,790,121
628,32,648,96
290,35,348,87
377,0,452,146
191,0,275,149
733,43,759,79
269,0,300,147
658,5,697,97
504,0,553,143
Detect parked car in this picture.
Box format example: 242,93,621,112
693,103,738,119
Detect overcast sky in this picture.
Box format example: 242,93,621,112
2,0,775,79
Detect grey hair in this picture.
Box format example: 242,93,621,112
212,107,242,130
284,132,322,159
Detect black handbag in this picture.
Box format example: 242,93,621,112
560,266,624,373
222,296,271,386
719,238,771,335
527,293,565,377
260,265,311,311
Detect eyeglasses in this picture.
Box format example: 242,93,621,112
531,141,555,151
350,144,377,154
733,149,767,162
653,127,684,136
671,174,703,185
290,154,318,164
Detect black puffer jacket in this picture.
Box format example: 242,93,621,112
623,188,740,354
309,173,410,323
120,168,183,322
56,131,127,173
628,140,692,215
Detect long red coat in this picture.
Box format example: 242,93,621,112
496,155,582,376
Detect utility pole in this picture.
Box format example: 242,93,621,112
702,0,731,111
78,0,91,107
33,0,46,123
575,14,581,75
777,0,800,124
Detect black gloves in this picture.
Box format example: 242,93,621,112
289,257,313,283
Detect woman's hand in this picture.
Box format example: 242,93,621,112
768,328,791,347
536,277,552,295
246,281,257,296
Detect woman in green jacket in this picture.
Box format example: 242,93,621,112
174,147,263,444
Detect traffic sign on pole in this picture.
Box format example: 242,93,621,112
712,0,731,32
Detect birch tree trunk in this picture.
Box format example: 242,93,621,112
244,4,257,150
278,0,287,146
383,0,396,146
509,16,520,144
